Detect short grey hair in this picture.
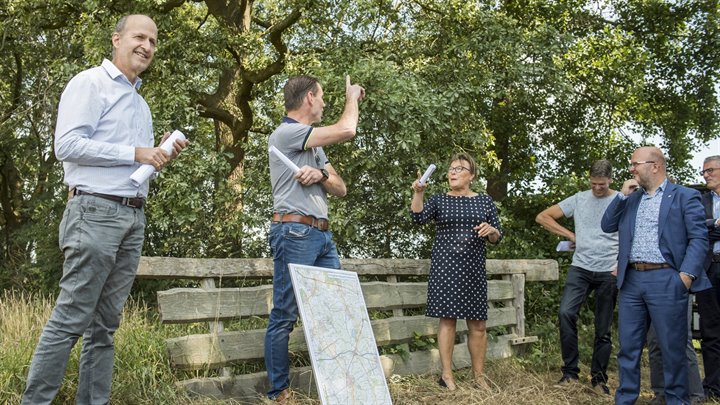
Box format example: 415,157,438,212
704,155,720,165
114,16,130,34
589,159,612,178
111,15,149,58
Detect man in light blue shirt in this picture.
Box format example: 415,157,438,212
22,14,188,405
602,146,710,405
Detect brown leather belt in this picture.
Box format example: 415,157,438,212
74,189,145,209
272,213,328,231
629,262,671,271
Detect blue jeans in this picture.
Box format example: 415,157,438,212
22,195,145,405
264,222,340,399
647,297,705,401
558,266,617,383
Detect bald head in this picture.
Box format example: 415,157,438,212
630,146,667,192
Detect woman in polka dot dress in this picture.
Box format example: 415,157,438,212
410,152,502,391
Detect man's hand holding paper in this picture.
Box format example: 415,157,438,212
295,166,325,186
130,130,189,187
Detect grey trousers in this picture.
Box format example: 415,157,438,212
647,296,705,401
22,195,145,405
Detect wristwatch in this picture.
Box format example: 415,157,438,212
680,272,696,281
320,168,329,182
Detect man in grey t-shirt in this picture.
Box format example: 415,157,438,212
536,160,619,395
264,75,365,402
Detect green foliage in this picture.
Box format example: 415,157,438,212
1,1,718,301
410,331,437,352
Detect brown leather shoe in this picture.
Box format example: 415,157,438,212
275,388,293,403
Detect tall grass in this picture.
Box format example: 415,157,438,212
3,290,710,404
0,290,200,404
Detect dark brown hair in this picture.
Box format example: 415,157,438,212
283,75,320,112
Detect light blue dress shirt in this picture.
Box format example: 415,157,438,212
54,59,154,198
629,179,668,263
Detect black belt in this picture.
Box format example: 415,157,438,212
74,189,145,209
628,262,671,271
713,254,720,263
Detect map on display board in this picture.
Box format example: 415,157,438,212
288,264,392,405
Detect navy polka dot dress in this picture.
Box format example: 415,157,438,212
411,193,502,320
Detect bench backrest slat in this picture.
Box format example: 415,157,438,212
157,280,514,323
137,257,558,281
166,310,518,370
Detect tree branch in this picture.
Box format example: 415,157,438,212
1,51,23,126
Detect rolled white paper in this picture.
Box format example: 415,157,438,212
269,145,300,174
418,164,436,186
556,241,574,252
130,130,186,187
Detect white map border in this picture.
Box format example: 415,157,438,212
288,263,393,405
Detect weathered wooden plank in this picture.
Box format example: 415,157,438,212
380,336,516,376
136,257,274,279
178,337,517,400
385,275,410,357
180,366,315,401
137,257,559,281
199,278,231,378
510,336,538,345
510,274,526,338
167,310,517,370
486,259,558,281
157,280,514,323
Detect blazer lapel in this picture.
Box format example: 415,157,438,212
627,192,641,241
658,182,677,232
704,192,714,219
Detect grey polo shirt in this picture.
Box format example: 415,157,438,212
269,117,329,220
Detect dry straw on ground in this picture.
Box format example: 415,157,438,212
240,358,720,405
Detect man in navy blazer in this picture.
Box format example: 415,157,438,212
601,146,710,405
696,155,720,399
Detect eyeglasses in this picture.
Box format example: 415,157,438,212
701,167,720,176
448,166,471,174
628,160,655,169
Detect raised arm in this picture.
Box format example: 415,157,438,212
305,76,365,148
411,171,426,213
601,179,637,233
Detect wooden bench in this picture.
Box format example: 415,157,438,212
136,257,558,400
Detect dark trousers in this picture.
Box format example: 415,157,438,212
697,262,720,397
558,266,618,383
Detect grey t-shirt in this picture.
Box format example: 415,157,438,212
558,189,619,272
269,117,329,219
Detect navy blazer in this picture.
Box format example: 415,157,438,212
703,192,720,271
601,181,711,292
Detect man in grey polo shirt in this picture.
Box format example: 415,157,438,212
264,75,365,402
536,160,619,395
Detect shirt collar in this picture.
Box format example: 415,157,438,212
101,59,143,90
642,178,668,196
282,116,299,124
